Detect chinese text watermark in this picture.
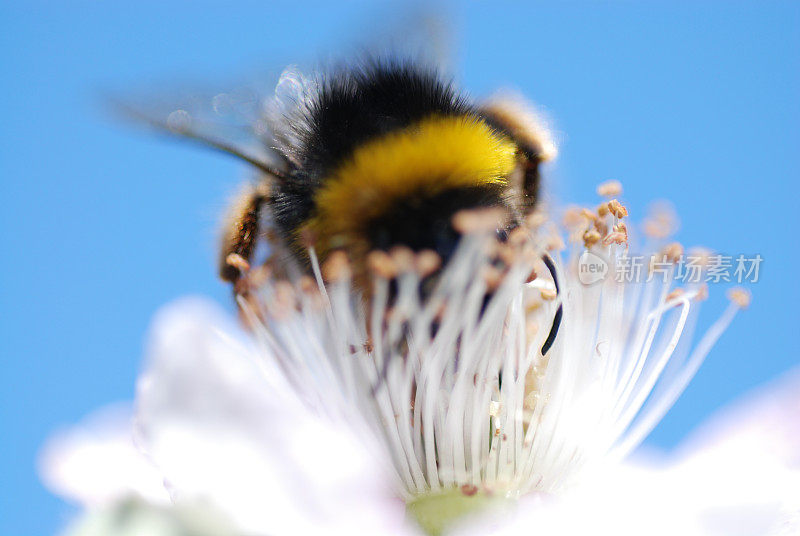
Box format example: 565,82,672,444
578,253,762,285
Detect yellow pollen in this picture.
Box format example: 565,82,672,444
607,199,629,219
583,229,601,247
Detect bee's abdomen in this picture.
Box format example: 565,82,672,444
366,185,508,261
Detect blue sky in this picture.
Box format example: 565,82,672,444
1,1,798,534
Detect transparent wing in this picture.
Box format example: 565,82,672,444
111,7,457,177
355,7,456,75
111,66,320,178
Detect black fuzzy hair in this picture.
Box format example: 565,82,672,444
367,184,505,257
300,59,474,176
271,60,478,244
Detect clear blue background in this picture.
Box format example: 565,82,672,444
1,1,798,534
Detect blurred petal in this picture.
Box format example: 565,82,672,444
677,365,800,467
663,366,800,535
458,367,800,536
456,462,699,536
135,297,411,535
63,497,239,536
39,403,169,507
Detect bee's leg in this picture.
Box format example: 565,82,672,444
520,158,543,213
481,96,560,352
219,181,270,285
540,253,562,356
479,94,557,213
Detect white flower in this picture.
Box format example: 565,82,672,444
43,298,410,534
39,404,169,508
41,198,790,535
140,298,411,535
41,297,799,535
462,367,800,536
227,201,747,500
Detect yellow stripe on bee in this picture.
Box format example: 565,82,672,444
308,114,517,250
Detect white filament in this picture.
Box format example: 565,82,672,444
237,223,741,500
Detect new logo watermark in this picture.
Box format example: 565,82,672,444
578,250,609,285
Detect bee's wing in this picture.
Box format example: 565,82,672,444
112,8,456,178
357,8,456,75
111,67,321,180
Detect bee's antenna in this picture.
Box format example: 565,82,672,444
108,99,289,182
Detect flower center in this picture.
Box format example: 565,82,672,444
407,487,515,536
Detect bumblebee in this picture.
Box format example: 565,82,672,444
134,59,562,352
203,61,557,286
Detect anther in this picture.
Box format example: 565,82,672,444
594,219,609,237
666,288,685,305
225,253,250,273
452,207,507,234
526,319,539,338
597,180,623,197
272,280,296,316
661,242,684,263
498,244,519,266
580,208,598,222
688,247,714,267
460,484,478,496
508,227,530,247
363,340,374,354
247,265,271,288
727,288,751,309
299,275,317,294
696,283,709,301
321,250,351,282
643,202,679,239
524,211,547,229
562,206,586,229
540,288,558,300
583,229,601,247
607,199,629,219
482,265,504,291
546,233,565,251
415,250,441,277
366,250,396,279
602,231,627,246
389,246,415,273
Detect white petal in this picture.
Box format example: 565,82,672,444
662,366,800,535
456,462,699,536
39,403,170,507
62,497,240,536
459,367,800,536
135,297,411,535
677,365,800,467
